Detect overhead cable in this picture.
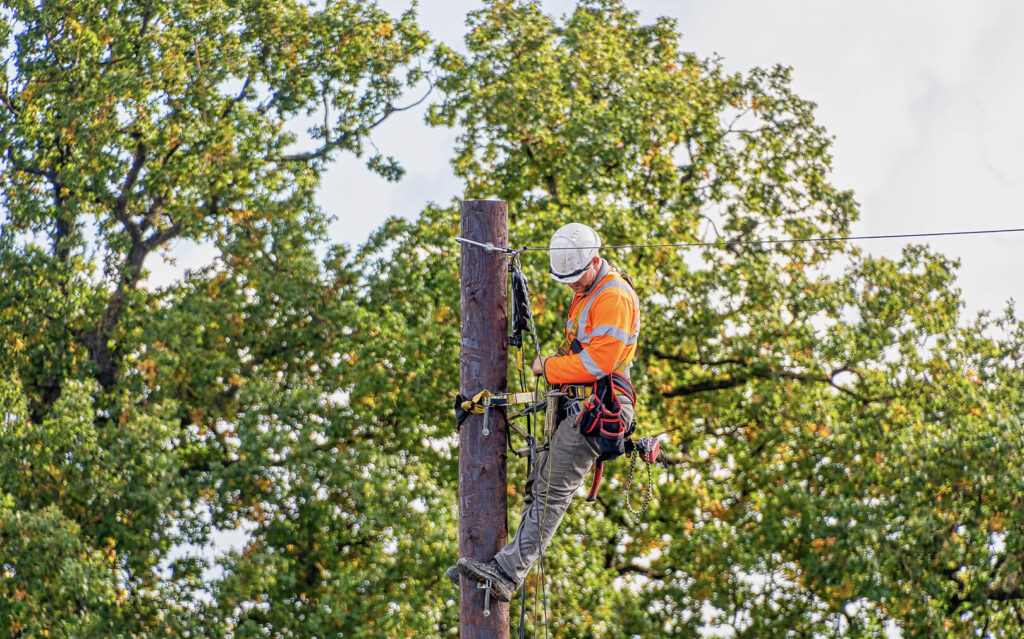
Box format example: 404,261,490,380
520,227,1024,252
455,227,1024,255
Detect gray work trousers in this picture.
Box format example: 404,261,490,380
493,399,633,587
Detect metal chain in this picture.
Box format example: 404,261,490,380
625,450,654,515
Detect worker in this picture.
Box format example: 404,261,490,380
449,222,641,602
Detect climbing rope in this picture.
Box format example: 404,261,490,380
506,253,551,639
623,437,662,516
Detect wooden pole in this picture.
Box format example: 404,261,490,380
458,200,510,638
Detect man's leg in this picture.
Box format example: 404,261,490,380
490,412,601,586
458,400,633,599
451,441,549,598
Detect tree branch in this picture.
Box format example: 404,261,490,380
113,140,147,240
222,73,253,120
656,350,893,406
662,373,756,397
277,82,434,163
0,84,18,115
7,151,57,181
278,125,365,164
613,561,670,580
650,345,748,368
986,571,1024,603
84,197,180,390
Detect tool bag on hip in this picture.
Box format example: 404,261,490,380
577,373,636,462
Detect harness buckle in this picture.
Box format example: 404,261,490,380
561,384,590,400
564,400,584,418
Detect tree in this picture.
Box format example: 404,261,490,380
0,0,434,635
360,0,1024,635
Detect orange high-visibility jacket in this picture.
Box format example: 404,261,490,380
543,259,640,384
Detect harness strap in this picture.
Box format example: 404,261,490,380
559,373,635,403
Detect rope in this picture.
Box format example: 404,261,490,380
457,226,1024,255
507,254,551,639
536,440,553,639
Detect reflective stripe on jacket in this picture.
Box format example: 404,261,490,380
544,259,640,384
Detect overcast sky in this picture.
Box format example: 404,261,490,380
159,0,1024,319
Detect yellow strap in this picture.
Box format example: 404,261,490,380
460,389,495,415
460,390,541,415
505,391,543,405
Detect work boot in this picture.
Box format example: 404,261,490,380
445,565,460,587
456,557,516,602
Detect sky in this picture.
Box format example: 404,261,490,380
155,0,1024,315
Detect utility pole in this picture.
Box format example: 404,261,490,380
458,200,510,638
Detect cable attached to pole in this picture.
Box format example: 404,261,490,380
518,227,1024,252
456,226,1024,256
454,236,525,256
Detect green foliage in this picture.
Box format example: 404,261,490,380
1,0,431,635
4,0,1024,636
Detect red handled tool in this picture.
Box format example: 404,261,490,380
585,461,604,502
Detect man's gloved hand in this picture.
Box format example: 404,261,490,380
531,356,549,377
453,389,496,427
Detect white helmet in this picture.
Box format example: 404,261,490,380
549,223,601,283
